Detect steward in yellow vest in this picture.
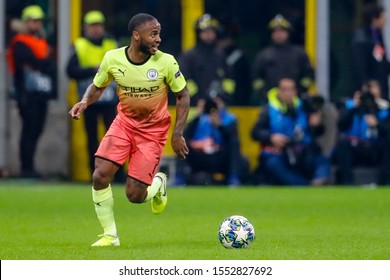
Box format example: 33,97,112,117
67,10,117,104
66,10,121,176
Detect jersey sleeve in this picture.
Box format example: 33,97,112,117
93,52,113,88
165,56,186,93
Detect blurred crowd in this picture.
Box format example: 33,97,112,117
173,3,390,187
5,3,390,187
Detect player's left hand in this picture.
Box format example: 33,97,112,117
171,134,189,160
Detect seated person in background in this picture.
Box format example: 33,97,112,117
333,80,390,185
251,78,330,186
184,97,249,186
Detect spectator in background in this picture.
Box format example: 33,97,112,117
350,3,390,100
173,14,236,185
184,97,249,186
7,5,56,178
66,11,121,179
217,26,251,106
251,14,314,104
333,81,390,185
178,14,235,106
251,78,330,186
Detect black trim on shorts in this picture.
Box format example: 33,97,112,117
94,155,122,167
127,175,150,186
94,156,150,186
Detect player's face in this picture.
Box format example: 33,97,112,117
137,19,162,55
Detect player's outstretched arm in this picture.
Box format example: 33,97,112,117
171,86,190,159
69,83,105,120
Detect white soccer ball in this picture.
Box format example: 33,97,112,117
218,215,255,249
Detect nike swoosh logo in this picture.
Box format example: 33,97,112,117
94,202,101,206
161,185,166,196
155,174,166,196
160,179,167,196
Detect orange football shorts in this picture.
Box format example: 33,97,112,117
95,116,170,185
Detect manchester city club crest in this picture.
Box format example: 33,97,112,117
147,69,158,80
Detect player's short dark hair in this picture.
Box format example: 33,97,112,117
128,13,156,35
363,3,385,25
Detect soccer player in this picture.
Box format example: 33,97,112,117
69,13,190,246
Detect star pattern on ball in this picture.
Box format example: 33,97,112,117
234,225,249,241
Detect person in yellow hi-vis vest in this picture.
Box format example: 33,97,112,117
66,11,122,180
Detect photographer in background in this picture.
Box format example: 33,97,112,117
184,97,249,186
251,78,330,186
334,81,390,185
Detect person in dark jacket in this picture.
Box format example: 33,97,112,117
350,3,390,100
7,5,56,178
251,14,314,104
333,81,390,185
178,14,235,106
173,14,237,185
251,78,329,186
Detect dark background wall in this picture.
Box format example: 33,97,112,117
5,0,380,101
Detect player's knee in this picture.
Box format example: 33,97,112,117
92,168,111,187
125,180,147,203
125,189,144,203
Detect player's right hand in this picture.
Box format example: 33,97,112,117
69,101,88,120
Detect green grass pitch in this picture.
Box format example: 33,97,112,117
0,180,390,260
